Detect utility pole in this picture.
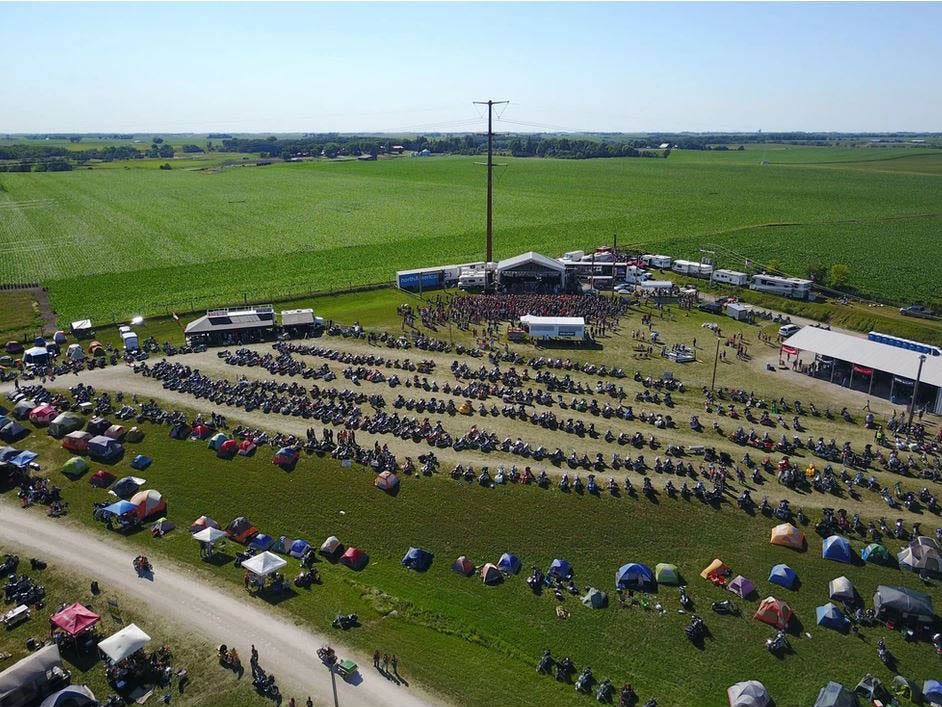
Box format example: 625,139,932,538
711,338,721,391
473,99,508,291
907,353,927,434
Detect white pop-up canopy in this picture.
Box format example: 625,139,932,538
99,623,152,663
241,551,287,576
192,527,227,544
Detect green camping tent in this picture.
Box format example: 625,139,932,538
581,587,608,609
62,456,89,478
48,413,84,439
655,563,680,585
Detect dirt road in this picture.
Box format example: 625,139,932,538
0,500,441,707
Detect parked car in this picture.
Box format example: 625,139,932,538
698,302,723,314
779,324,801,338
900,304,935,319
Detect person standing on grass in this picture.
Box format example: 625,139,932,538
383,653,390,672
373,649,380,669
391,655,398,674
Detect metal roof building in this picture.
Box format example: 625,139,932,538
782,327,942,413
184,305,277,345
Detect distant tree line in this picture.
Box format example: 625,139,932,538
0,141,174,167
219,133,665,160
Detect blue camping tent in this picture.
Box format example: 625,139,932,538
816,603,849,632
401,547,433,571
924,680,942,704
615,562,655,590
497,553,521,575
0,422,30,443
289,539,311,559
103,500,137,517
548,559,572,580
822,536,853,564
768,564,798,590
249,534,275,552
130,454,152,471
88,435,122,462
9,450,38,468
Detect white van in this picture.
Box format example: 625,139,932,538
458,273,486,290
778,324,801,338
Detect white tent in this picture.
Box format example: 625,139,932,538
828,576,856,602
727,680,770,707
320,535,341,555
192,527,227,543
99,623,152,663
241,551,287,577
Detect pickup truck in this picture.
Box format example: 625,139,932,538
900,304,935,319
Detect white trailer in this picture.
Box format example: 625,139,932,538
121,331,139,351
711,269,749,286
458,266,487,290
672,260,713,278
622,266,650,284
641,254,672,269
637,280,674,292
520,315,585,340
750,274,813,299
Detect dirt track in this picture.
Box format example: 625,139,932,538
0,499,441,707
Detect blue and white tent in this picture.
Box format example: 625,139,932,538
547,558,572,580
768,564,798,590
249,533,275,552
815,602,849,632
103,500,137,517
497,552,521,575
615,562,655,590
822,536,853,564
401,547,433,571
9,450,37,468
289,539,311,558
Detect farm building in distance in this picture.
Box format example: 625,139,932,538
782,327,942,413
185,305,277,346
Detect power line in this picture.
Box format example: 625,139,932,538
473,99,508,278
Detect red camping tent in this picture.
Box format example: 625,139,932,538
50,602,100,637
89,469,116,488
340,547,367,570
754,597,794,629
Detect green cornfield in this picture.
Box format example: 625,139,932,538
0,146,940,321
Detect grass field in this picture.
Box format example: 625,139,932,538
4,291,942,706
7,413,942,707
0,552,265,706
0,144,940,322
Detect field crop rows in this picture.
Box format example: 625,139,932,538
0,146,940,321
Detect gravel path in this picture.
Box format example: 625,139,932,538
0,499,441,707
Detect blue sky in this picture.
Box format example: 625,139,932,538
2,2,939,133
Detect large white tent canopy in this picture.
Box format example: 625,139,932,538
99,623,152,663
192,527,228,543
241,551,287,576
783,327,942,388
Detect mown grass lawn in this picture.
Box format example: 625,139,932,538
0,549,266,706
5,410,942,707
